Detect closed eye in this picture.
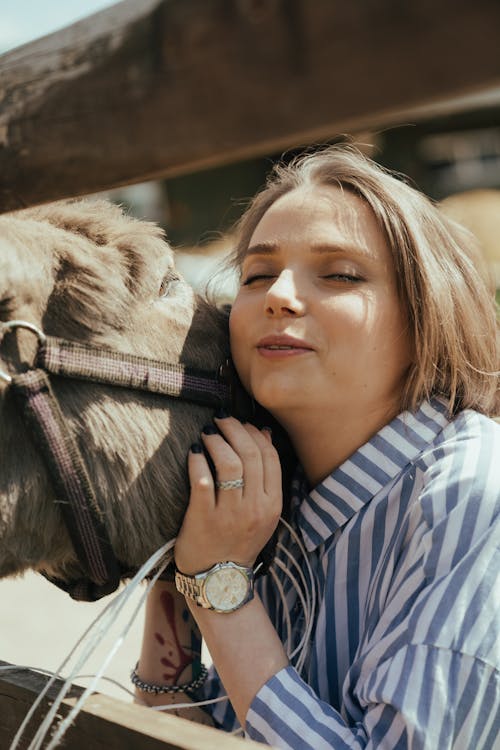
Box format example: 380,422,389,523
242,272,363,286
242,274,275,286
323,273,362,283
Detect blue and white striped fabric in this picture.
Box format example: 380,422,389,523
200,399,500,749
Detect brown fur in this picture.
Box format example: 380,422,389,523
0,200,231,583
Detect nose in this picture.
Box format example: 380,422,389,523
265,270,305,317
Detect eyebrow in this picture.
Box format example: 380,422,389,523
243,240,369,260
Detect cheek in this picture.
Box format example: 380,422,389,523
327,291,411,362
369,299,413,368
321,295,368,339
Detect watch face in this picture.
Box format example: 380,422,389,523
205,566,250,612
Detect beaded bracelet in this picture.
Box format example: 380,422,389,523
130,662,208,695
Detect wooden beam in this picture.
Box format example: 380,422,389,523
0,661,268,749
1,0,500,211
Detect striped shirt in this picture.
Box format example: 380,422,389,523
199,399,500,748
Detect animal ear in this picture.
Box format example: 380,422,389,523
22,199,171,295
24,199,128,247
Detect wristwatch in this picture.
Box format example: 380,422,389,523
175,561,254,613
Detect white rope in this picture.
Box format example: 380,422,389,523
270,517,318,673
74,675,137,701
276,542,311,613
10,514,318,747
0,665,136,701
272,557,310,662
9,541,174,750
277,516,317,672
44,557,170,750
46,545,173,750
152,694,229,711
268,566,293,650
275,542,314,671
278,515,317,614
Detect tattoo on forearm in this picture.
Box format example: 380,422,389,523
154,590,201,682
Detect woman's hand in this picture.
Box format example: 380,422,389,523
174,415,282,575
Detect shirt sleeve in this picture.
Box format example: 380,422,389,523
246,652,500,749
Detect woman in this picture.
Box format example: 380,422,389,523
133,147,500,748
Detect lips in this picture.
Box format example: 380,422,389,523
256,334,314,353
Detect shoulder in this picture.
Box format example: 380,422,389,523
413,409,500,524
389,412,499,665
396,410,499,584
418,408,500,470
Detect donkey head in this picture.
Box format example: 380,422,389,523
0,200,230,586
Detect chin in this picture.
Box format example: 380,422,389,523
252,379,302,413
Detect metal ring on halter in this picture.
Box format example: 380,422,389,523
0,320,47,384
215,478,245,490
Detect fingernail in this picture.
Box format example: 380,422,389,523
262,426,273,435
262,426,273,441
190,442,203,453
214,408,229,419
202,424,218,435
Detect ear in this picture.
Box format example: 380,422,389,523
23,199,172,296
20,199,128,247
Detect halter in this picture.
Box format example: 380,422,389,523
0,320,231,601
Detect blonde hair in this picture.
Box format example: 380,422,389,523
230,146,499,417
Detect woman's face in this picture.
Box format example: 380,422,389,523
229,185,413,426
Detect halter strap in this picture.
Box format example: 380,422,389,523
3,325,232,600
37,336,230,407
10,369,121,600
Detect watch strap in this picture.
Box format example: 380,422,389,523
174,569,204,605
175,561,254,611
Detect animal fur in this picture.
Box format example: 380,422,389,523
0,200,232,584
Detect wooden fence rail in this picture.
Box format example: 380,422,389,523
1,0,500,212
0,660,269,750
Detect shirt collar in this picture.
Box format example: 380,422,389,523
296,398,451,551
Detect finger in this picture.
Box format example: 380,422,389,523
187,443,216,511
240,423,282,501
200,425,247,493
212,417,264,494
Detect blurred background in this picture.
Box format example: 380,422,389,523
1,0,499,705
2,0,499,301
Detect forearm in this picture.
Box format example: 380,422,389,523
170,416,287,727
136,580,212,723
187,593,289,727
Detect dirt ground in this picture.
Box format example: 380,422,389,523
0,570,146,702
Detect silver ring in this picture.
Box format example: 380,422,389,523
215,478,245,491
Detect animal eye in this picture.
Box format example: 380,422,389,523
159,272,180,298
